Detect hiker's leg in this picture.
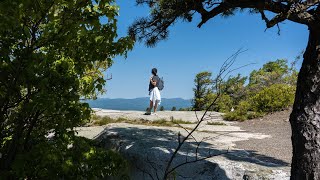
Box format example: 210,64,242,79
153,100,158,113
149,100,153,112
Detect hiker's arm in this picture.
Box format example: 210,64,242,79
150,77,157,86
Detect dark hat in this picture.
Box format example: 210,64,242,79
152,68,157,75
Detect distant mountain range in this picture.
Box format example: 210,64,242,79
86,97,192,111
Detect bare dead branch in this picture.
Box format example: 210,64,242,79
175,123,198,143
147,156,161,180
135,155,162,180
136,165,156,180
165,150,229,176
222,62,256,81
194,111,200,122
162,49,249,179
195,138,205,160
106,74,112,81
138,49,252,180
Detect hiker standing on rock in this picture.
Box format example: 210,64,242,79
145,68,162,115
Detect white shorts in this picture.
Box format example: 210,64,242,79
150,87,161,106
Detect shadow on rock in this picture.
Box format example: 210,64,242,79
224,149,289,167
93,126,288,180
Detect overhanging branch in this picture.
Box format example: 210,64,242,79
131,0,318,46
195,0,314,28
259,10,283,35
197,2,228,28
259,10,287,29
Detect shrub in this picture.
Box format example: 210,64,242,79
171,107,177,111
206,93,233,112
10,137,129,179
223,101,263,121
224,84,294,121
216,94,234,112
237,100,251,114
223,111,247,121
247,111,264,119
160,106,165,111
178,107,192,111
250,84,295,113
223,111,264,121
93,116,117,126
207,122,226,125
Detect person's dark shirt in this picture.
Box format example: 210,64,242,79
149,75,160,91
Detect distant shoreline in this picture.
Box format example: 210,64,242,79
86,97,192,111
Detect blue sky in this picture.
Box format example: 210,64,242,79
101,1,309,99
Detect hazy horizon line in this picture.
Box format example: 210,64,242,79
95,97,192,100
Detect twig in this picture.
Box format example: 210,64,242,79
175,123,198,143
162,49,248,179
147,156,161,180
165,150,229,176
106,73,112,80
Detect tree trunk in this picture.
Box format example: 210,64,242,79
290,24,320,180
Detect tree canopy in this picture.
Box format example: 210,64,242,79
193,59,296,115
129,0,319,46
0,0,133,178
192,71,212,110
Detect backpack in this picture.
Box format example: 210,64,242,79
157,76,164,90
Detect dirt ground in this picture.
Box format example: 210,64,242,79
235,109,292,166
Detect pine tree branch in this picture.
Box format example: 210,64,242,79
196,0,313,28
